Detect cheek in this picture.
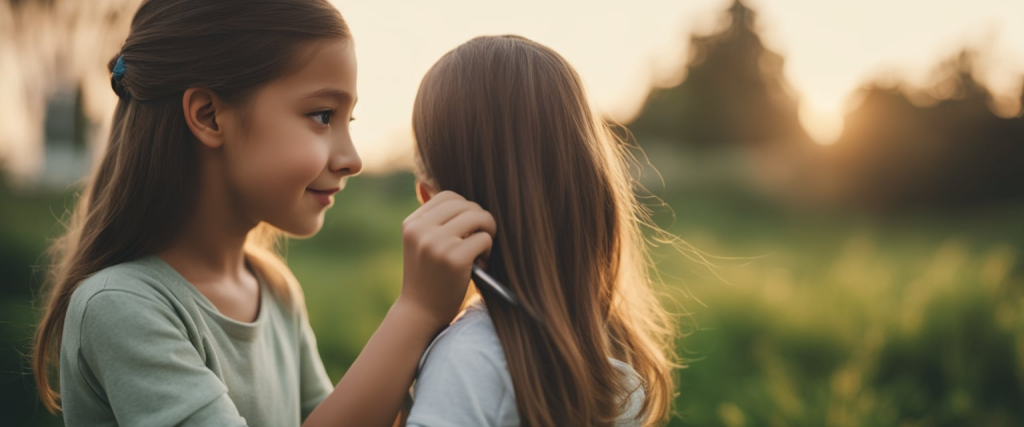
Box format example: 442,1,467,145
232,122,327,204
271,132,327,182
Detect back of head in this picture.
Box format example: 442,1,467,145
33,0,350,413
413,35,676,426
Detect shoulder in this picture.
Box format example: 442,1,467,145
418,300,506,372
71,255,180,307
64,257,192,350
610,358,648,427
409,300,518,426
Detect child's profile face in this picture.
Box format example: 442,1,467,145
220,38,360,237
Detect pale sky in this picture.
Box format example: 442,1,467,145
2,0,1023,180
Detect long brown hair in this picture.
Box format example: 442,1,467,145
413,35,678,426
31,0,349,413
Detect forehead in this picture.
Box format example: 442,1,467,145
260,38,358,102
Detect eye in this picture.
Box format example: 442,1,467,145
308,110,334,126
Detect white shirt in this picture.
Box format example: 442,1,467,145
407,299,646,426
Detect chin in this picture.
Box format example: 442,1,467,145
294,222,324,238
273,217,324,239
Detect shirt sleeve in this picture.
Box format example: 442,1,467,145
405,320,514,427
73,289,248,426
298,310,334,421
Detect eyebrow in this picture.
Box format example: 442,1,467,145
304,88,357,105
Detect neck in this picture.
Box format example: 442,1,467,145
157,152,258,285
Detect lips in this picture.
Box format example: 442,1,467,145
306,187,340,196
307,187,340,207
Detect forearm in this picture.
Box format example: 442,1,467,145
303,299,441,427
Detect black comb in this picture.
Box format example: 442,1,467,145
470,264,543,324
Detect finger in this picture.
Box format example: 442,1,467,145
419,199,481,228
404,190,461,224
419,231,462,258
439,210,497,240
449,232,494,267
407,190,460,221
423,190,461,210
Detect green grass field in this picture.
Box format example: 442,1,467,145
3,172,1022,426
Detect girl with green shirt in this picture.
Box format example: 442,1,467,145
31,1,496,425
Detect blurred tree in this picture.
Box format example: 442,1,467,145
827,50,1024,210
628,0,811,148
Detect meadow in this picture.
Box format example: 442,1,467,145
2,170,1022,426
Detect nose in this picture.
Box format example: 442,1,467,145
330,135,363,177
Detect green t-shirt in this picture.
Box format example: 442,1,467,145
59,255,333,426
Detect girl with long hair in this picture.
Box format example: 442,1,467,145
406,35,678,427
32,1,494,425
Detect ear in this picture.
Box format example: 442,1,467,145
415,180,437,205
182,88,226,148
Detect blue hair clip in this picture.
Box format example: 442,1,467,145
112,55,126,81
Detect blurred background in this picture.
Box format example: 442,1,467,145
2,0,1023,425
